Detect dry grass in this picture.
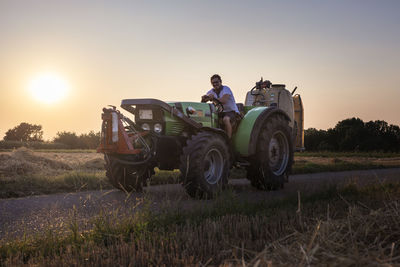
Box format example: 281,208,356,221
81,158,105,170
0,148,71,177
297,151,400,158
32,150,103,170
1,148,400,198
1,183,400,266
0,148,103,176
0,148,109,198
2,149,400,265
298,155,400,167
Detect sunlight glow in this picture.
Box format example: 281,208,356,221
28,73,69,103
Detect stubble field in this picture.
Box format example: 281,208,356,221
1,148,400,265
1,148,400,198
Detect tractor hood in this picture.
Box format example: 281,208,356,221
121,98,204,129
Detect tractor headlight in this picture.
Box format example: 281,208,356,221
141,123,150,131
154,123,162,133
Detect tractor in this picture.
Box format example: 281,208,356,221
97,78,304,198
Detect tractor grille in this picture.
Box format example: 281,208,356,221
167,121,185,136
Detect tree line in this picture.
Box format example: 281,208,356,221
305,118,400,152
1,123,100,149
2,118,400,151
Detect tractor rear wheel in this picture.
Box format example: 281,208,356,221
248,114,293,190
180,132,230,198
104,155,154,192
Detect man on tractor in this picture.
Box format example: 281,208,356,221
98,75,303,198
201,74,240,138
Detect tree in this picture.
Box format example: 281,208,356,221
53,131,80,148
53,131,101,149
78,131,100,149
365,120,400,151
3,123,43,142
304,118,400,152
334,118,366,151
304,128,328,151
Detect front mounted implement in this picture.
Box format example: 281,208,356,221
97,106,152,156
97,99,207,193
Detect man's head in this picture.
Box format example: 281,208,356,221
210,74,222,90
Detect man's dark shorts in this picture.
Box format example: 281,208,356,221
219,111,238,123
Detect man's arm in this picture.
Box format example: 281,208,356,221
217,86,233,104
201,90,214,102
201,95,211,102
203,93,229,104
218,94,230,104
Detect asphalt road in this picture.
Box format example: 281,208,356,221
1,168,400,241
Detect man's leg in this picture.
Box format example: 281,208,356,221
223,116,232,138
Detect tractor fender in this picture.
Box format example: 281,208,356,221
233,107,291,157
200,127,230,141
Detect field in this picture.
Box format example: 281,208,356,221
1,181,400,265
1,148,400,265
1,148,400,198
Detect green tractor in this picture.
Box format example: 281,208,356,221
97,79,304,198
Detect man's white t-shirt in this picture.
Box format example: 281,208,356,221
206,85,239,113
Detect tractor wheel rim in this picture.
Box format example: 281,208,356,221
203,148,224,184
268,130,289,176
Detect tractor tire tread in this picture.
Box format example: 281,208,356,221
104,155,147,192
247,114,293,191
179,131,230,198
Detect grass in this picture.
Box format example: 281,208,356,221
148,168,181,185
1,148,399,199
3,149,398,157
0,172,112,198
1,182,400,266
150,158,400,184
0,167,181,198
292,159,390,174
1,158,399,199
0,148,107,198
31,149,97,153
296,151,400,158
0,149,97,153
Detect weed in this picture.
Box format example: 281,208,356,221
0,172,111,198
296,151,400,158
1,183,400,265
2,149,400,199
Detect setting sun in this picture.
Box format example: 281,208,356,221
28,73,69,104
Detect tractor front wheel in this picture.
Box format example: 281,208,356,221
180,132,230,198
104,155,154,192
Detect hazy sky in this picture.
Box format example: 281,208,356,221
1,0,399,140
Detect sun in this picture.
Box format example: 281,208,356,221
28,73,69,103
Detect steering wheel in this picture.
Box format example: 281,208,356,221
212,98,224,113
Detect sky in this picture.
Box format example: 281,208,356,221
0,0,399,140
